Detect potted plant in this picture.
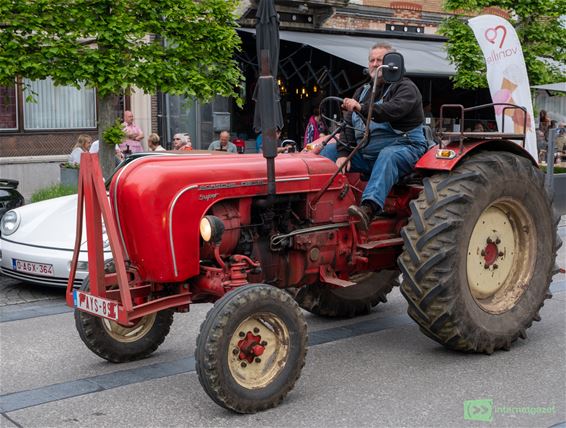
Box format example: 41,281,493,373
59,161,80,189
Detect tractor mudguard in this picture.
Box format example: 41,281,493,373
415,139,537,173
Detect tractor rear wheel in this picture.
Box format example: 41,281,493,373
74,276,174,363
295,270,399,318
195,284,307,413
399,151,560,353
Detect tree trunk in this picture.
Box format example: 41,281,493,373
98,94,121,179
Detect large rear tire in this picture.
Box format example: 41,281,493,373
295,270,399,318
74,276,174,363
399,151,560,354
195,284,307,413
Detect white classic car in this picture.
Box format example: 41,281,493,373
0,194,112,287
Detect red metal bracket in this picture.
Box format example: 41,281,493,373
319,265,356,288
65,154,132,316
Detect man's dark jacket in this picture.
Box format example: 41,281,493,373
340,77,424,157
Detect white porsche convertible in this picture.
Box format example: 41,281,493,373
0,195,112,287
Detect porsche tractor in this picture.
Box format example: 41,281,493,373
67,53,560,413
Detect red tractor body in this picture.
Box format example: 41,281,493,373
104,151,417,301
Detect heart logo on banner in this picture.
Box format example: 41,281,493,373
484,25,507,48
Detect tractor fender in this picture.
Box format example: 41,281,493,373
415,139,537,173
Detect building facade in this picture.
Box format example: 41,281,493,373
1,0,505,158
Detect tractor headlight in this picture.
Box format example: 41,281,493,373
199,215,225,244
1,211,21,236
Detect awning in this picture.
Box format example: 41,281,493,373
239,28,456,77
531,82,566,93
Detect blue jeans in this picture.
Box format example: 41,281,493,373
320,136,427,209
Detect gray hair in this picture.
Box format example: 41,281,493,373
369,42,395,57
173,133,189,145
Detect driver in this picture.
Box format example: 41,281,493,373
320,43,428,230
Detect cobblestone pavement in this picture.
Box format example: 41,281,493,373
0,274,64,307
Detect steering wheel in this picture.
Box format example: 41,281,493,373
318,96,356,151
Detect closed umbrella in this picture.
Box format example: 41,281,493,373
252,0,284,197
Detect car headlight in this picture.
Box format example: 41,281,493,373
1,211,21,236
199,215,225,244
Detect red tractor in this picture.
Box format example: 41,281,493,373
66,56,560,414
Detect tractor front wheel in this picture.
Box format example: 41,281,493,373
74,277,174,363
399,151,560,353
195,284,308,413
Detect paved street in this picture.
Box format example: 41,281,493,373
0,220,564,427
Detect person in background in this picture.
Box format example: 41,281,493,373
539,110,551,142
320,42,427,230
173,133,192,151
68,134,92,165
303,106,326,148
120,110,144,154
89,137,123,160
148,133,166,151
554,124,566,155
209,130,237,152
256,128,284,153
473,121,485,132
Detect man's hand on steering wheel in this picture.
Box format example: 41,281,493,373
341,98,361,113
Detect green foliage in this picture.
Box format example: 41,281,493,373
60,162,80,169
31,184,77,203
0,0,244,104
440,0,566,89
102,119,126,147
540,166,566,174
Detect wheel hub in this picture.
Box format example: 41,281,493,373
467,207,516,299
228,314,289,389
466,201,534,313
236,331,266,363
102,313,157,343
483,241,499,266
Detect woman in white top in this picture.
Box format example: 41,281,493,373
148,133,166,151
68,134,92,165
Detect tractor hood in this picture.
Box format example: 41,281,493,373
110,152,340,282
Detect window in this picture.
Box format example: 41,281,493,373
1,78,97,132
0,85,17,130
23,78,96,130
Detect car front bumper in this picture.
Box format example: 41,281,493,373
0,239,112,288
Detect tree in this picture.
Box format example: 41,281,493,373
0,0,243,177
439,0,566,89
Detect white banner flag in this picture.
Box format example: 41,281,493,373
468,14,537,159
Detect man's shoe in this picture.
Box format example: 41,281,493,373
348,204,373,231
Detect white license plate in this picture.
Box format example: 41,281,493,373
12,259,54,277
74,290,119,321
